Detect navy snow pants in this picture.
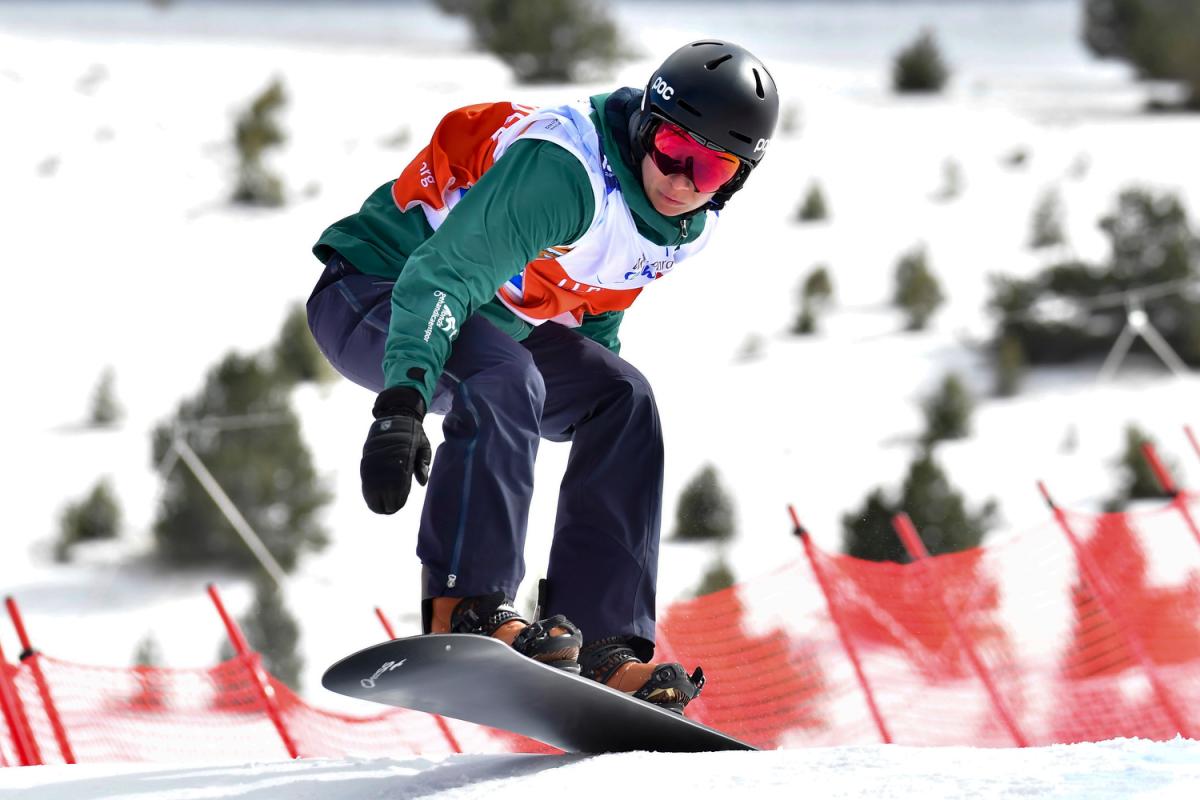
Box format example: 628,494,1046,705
306,253,663,656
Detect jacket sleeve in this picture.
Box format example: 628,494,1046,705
380,138,595,403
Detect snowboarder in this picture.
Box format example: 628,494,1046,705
307,39,778,713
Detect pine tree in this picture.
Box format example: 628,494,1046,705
803,266,834,306
842,452,996,563
671,464,736,542
993,334,1026,398
899,451,997,556
433,0,620,84
796,182,829,222
694,553,736,597
842,489,903,563
129,633,167,711
151,351,330,572
1084,0,1200,109
893,246,945,331
1003,147,1030,170
238,579,303,689
1030,186,1067,249
1105,424,1177,511
921,372,973,446
989,187,1200,370
89,367,123,427
792,266,834,335
133,634,163,667
933,158,963,202
892,29,950,93
232,78,287,206
272,303,333,387
55,478,122,562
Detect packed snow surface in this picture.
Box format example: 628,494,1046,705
3,738,1199,799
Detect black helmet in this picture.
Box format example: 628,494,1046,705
634,39,779,204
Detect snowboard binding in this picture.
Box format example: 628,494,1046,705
448,591,583,674
579,637,705,714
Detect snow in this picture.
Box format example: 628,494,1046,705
2,0,1200,794
3,738,1200,799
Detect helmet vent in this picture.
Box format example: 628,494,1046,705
704,54,733,71
677,99,703,117
752,68,765,99
728,130,753,145
691,41,723,48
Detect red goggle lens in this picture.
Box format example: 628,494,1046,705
649,121,742,194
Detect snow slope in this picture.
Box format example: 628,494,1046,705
1,0,1199,788
5,738,1200,799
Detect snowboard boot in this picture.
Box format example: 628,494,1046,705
579,636,705,714
429,592,583,674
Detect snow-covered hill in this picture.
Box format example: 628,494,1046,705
1,1,1199,790
5,738,1200,799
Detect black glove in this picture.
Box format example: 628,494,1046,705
361,386,432,515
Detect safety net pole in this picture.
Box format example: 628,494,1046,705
373,607,462,754
0,635,40,766
1038,483,1194,739
3,597,74,764
892,514,1030,747
207,584,299,759
1141,442,1200,548
788,506,892,743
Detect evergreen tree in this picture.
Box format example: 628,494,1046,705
735,333,765,362
803,266,833,305
842,452,996,563
792,266,834,335
993,334,1026,398
1084,0,1200,108
133,634,163,667
796,182,829,222
89,367,123,427
892,29,950,93
238,579,303,689
933,158,963,202
671,464,736,542
842,488,903,563
1101,188,1196,285
694,553,736,597
130,633,167,711
55,478,122,562
1105,424,1177,511
232,78,287,206
433,0,620,84
151,351,330,572
792,306,817,336
893,246,945,331
1030,186,1067,250
272,303,333,387
989,187,1200,370
921,372,974,446
1003,147,1031,169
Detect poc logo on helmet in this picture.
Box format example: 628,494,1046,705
754,138,770,154
650,76,675,100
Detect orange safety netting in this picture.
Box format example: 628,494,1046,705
2,496,1199,763
658,496,1200,748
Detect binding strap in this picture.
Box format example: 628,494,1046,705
579,636,641,686
448,591,526,637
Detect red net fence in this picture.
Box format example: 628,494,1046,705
3,494,1200,764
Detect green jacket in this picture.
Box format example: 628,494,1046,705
312,90,706,405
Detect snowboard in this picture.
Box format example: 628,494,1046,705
322,633,757,753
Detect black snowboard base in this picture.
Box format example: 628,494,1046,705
322,633,757,754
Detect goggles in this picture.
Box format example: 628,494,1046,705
646,116,743,194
